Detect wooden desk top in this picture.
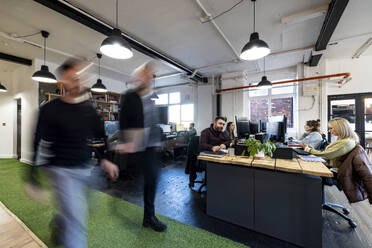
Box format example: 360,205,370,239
197,155,333,178
88,143,105,148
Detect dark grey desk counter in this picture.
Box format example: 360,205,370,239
205,161,323,248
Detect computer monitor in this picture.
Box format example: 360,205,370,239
104,121,119,137
267,115,287,142
159,124,171,133
266,121,280,142
235,116,250,138
260,121,267,132
249,120,261,134
176,124,185,132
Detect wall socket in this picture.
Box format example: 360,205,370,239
2,123,6,126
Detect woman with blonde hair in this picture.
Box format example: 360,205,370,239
302,118,359,167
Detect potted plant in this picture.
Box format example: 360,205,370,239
241,138,276,159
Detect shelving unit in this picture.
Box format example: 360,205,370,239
39,84,121,121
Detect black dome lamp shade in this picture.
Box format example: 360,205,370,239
100,0,133,59
32,31,57,83
257,57,272,89
240,0,270,61
91,53,108,93
0,82,7,92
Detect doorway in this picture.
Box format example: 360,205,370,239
328,93,372,149
16,99,21,160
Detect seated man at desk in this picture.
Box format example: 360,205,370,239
200,116,230,152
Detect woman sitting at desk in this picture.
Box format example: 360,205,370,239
299,119,323,148
302,118,358,167
223,122,236,145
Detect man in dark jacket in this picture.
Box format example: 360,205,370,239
117,62,167,232
200,116,230,152
33,59,119,248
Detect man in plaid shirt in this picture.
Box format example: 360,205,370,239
200,116,230,152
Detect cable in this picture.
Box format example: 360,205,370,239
13,31,41,39
201,0,244,23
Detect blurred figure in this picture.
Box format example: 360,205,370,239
223,122,235,144
188,123,197,136
117,62,167,232
33,59,118,248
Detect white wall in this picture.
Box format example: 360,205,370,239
0,59,128,163
196,83,213,133
297,55,372,139
0,71,16,158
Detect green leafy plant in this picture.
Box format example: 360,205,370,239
241,138,276,157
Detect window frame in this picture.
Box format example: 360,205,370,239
248,83,297,131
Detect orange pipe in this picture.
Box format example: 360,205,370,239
215,72,351,93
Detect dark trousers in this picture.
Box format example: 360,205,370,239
132,147,160,218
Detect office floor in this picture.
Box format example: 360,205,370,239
103,160,372,248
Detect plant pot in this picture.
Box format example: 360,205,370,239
254,150,265,160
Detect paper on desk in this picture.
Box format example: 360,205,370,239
298,155,325,162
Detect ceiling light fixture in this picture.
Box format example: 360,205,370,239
0,82,7,92
91,53,108,93
240,0,270,61
352,37,372,59
257,57,272,89
100,0,133,59
32,31,57,83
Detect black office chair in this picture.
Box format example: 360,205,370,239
316,133,329,151
322,176,357,228
185,136,206,193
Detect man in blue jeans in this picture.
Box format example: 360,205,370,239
33,59,119,248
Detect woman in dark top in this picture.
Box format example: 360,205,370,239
223,122,236,145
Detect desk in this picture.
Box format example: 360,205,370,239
198,155,332,248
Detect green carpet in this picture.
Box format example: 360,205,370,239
0,159,248,248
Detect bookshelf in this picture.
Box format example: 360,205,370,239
39,83,121,121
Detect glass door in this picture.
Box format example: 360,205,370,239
364,98,372,148
328,93,372,148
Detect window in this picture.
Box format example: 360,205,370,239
155,93,168,105
248,83,296,129
271,97,294,127
181,104,194,126
169,92,180,104
157,91,193,125
250,99,268,121
168,105,180,124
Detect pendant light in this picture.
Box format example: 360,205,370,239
0,82,7,92
257,57,272,89
32,31,57,83
91,53,108,93
240,0,270,61
100,0,133,59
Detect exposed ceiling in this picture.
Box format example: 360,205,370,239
0,0,371,87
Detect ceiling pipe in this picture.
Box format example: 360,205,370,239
34,0,205,82
0,31,130,77
216,72,351,93
188,45,314,77
195,0,241,60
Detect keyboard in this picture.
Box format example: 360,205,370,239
292,148,310,155
200,151,227,158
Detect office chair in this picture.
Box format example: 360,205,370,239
185,136,206,193
316,134,329,151
322,178,357,228
322,148,358,228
